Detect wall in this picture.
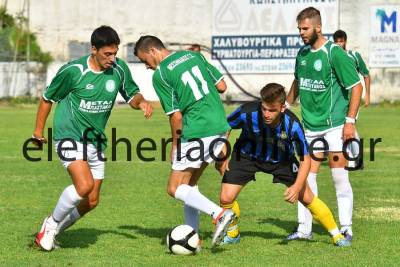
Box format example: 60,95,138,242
2,0,399,102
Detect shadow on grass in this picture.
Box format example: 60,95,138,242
56,228,136,249
118,225,170,244
258,217,326,236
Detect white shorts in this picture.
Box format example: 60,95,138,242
54,140,105,179
305,125,344,153
172,134,227,171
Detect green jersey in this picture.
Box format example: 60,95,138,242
348,50,369,77
152,50,229,141
43,55,139,149
294,41,361,131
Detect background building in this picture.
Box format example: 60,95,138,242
1,0,399,102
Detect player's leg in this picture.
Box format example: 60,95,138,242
56,147,105,236
181,164,208,232
56,179,103,235
298,183,350,246
290,132,324,240
327,126,354,240
36,160,93,251
167,165,233,245
219,151,259,244
220,183,243,244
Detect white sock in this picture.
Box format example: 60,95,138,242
184,186,200,232
297,172,318,234
331,168,353,228
175,184,223,220
56,207,81,235
52,185,83,222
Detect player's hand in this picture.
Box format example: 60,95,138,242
139,100,153,119
31,133,47,147
215,159,230,176
343,123,356,141
284,185,301,204
364,95,370,107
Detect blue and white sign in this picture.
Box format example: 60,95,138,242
212,0,339,74
370,6,400,67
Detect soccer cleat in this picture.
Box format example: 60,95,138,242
341,229,353,242
333,234,351,247
285,230,313,241
35,216,58,251
211,209,235,247
222,234,240,245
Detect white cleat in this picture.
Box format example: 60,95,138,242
35,216,58,251
212,209,235,247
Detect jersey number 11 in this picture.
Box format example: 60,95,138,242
181,65,209,100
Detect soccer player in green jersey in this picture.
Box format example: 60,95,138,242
32,26,153,251
134,35,235,247
334,30,371,107
334,29,371,169
286,7,363,242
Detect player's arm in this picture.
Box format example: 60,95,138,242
215,105,243,175
332,46,362,141
169,111,182,162
284,154,311,203
286,79,299,105
198,53,227,94
363,75,371,107
215,79,227,93
284,122,310,203
117,59,153,118
215,129,231,176
287,54,300,105
32,64,77,145
32,97,52,146
356,52,371,107
128,93,153,118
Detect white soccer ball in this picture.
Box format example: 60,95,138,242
166,225,200,255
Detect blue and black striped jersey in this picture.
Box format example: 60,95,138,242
227,101,308,163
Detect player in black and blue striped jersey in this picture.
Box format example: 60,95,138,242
216,83,350,247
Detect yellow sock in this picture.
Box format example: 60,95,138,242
221,200,240,238
306,197,341,238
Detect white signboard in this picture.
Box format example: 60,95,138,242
212,0,339,74
369,6,400,68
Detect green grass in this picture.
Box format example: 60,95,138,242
0,104,399,266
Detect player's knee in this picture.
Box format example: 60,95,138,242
167,185,177,198
76,180,94,197
88,197,99,210
220,192,235,206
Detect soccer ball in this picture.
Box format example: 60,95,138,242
166,225,200,255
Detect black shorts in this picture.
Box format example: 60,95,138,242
222,151,299,186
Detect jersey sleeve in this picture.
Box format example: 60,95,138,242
152,70,179,115
116,59,140,103
227,106,243,129
43,65,80,102
355,52,369,76
290,121,309,157
198,53,224,84
331,46,361,90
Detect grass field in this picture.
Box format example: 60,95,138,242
0,104,399,266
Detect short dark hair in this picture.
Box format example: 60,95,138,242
134,35,165,56
333,30,347,41
260,83,286,104
296,7,321,25
91,25,120,49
